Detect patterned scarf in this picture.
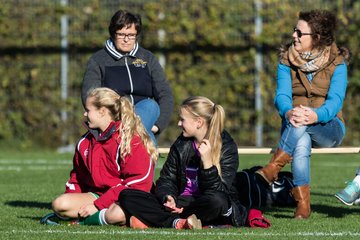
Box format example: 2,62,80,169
288,44,331,73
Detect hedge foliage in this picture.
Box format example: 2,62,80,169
1,0,360,149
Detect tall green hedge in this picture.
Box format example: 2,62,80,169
1,0,360,149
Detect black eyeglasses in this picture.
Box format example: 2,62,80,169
114,32,137,40
293,27,314,38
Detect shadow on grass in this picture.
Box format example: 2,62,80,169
260,199,360,219
261,206,294,219
311,203,360,218
5,200,51,209
311,191,343,197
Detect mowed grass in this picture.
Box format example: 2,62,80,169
1,149,360,239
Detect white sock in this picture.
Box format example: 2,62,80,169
99,209,108,225
172,218,180,228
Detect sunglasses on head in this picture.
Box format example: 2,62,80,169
293,27,314,38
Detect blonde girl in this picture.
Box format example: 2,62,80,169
40,87,157,225
115,96,245,229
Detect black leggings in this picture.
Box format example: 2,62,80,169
119,189,231,228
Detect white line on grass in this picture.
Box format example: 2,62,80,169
4,229,360,237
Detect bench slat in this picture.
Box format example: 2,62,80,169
158,147,360,154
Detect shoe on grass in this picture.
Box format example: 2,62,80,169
40,213,60,225
354,197,360,205
335,181,360,206
129,216,148,229
175,214,202,230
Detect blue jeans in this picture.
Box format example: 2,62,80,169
135,98,160,145
278,118,345,186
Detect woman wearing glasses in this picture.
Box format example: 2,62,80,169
256,10,350,219
82,10,173,144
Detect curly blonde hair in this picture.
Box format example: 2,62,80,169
87,87,158,162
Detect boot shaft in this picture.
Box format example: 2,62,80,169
291,185,311,219
255,148,292,184
270,148,292,167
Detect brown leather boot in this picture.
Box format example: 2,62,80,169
291,185,311,219
255,148,292,185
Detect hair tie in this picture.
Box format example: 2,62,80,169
213,104,216,111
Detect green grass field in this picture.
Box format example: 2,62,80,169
1,149,360,239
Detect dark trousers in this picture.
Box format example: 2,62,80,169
119,189,231,228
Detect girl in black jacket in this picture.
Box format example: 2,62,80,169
117,96,246,229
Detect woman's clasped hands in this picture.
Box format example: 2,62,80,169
286,105,318,127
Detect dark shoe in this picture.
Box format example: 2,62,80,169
231,199,248,227
40,213,60,225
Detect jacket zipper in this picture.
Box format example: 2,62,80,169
125,57,134,104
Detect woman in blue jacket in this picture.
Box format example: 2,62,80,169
256,9,350,219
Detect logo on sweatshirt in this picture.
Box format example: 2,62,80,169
84,149,89,158
133,58,147,68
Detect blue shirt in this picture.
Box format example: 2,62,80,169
274,62,348,123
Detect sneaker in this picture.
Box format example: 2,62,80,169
354,197,360,205
335,181,360,206
175,214,202,230
40,213,60,225
129,216,148,229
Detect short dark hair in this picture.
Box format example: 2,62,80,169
299,10,337,48
108,10,142,39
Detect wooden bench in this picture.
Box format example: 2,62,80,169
157,147,360,154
